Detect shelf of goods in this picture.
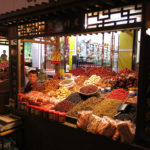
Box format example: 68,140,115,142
16,66,139,146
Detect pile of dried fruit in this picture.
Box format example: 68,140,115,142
107,88,129,101
53,100,75,112
40,78,60,93
84,75,101,86
75,75,88,86
69,67,85,76
54,86,72,100
84,66,116,78
80,85,98,95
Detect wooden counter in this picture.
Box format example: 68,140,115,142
7,107,148,150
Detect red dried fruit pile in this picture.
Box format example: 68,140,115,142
107,88,129,101
70,67,85,76
84,66,116,78
80,85,98,95
53,100,75,113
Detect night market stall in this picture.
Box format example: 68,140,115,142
0,0,150,150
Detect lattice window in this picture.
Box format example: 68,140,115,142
18,21,45,37
85,4,142,29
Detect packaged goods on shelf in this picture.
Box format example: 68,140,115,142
97,116,117,137
86,114,102,134
76,111,135,144
76,111,92,130
22,91,50,106
93,98,122,118
67,96,104,117
117,121,135,143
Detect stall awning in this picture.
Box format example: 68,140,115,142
0,0,146,27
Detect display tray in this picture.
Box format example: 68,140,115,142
65,115,77,124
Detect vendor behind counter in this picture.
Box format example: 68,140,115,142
24,70,40,93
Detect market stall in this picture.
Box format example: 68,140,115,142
0,0,150,149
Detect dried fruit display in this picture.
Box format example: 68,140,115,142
107,88,129,101
80,85,98,95
84,66,116,78
76,111,135,144
53,100,75,112
22,91,50,106
74,75,88,86
69,67,85,76
117,68,137,76
84,75,101,86
38,78,60,93
54,86,72,100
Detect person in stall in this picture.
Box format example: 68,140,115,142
1,50,7,62
24,70,40,93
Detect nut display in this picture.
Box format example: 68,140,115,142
84,75,101,86
54,86,72,100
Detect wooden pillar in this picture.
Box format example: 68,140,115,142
9,40,19,102
18,39,21,93
55,36,60,75
135,1,150,147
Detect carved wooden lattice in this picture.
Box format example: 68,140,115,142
85,4,142,29
18,21,45,37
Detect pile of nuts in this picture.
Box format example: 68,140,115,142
84,75,101,86
54,86,72,100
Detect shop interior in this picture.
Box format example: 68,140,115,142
23,29,141,84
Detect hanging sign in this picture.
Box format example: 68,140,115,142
46,14,84,35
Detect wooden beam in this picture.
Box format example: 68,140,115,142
22,39,57,45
